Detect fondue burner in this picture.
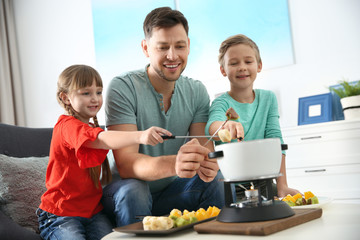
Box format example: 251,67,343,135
217,175,295,222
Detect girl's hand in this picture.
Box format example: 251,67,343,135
223,121,244,141
140,127,172,146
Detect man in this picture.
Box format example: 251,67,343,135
102,7,224,227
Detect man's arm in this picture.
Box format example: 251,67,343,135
108,124,177,181
109,122,216,182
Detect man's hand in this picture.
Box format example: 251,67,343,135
196,156,219,182
175,139,210,179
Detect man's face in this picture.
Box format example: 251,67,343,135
142,24,190,82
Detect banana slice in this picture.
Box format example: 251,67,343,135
143,216,174,230
218,129,231,142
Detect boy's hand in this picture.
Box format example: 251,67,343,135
223,121,244,141
175,139,210,178
140,127,172,146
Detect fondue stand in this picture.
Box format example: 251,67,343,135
218,175,295,223
208,139,294,223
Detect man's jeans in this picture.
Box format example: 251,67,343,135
101,171,225,227
36,208,113,240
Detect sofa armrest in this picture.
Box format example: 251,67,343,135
0,209,41,240
0,123,52,157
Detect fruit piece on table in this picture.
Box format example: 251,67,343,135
282,194,296,203
175,217,190,228
293,193,303,201
284,200,295,207
207,206,221,217
195,208,207,221
295,198,304,206
189,216,198,224
304,191,315,200
169,208,182,218
169,215,178,221
307,196,319,205
143,216,174,230
182,210,195,220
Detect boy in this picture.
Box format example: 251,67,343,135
205,34,299,198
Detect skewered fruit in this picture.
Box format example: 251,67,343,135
218,129,231,142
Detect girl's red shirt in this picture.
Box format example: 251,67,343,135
39,115,109,218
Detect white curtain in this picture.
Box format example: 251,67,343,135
0,0,25,126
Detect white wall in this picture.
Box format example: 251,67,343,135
12,0,360,128
13,0,96,127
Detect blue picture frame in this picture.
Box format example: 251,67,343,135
298,93,332,125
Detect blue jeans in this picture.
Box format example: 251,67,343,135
101,171,225,227
36,208,113,240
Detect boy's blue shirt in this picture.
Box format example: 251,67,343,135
206,89,285,153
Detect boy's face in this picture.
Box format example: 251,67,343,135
220,44,262,91
142,24,190,82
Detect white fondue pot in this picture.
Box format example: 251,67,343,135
208,138,287,181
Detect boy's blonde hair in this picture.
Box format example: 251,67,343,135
57,64,112,188
218,34,262,67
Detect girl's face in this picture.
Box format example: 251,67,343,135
220,44,262,92
62,80,103,123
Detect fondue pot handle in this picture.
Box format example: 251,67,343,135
208,151,223,159
281,144,288,151
208,144,287,159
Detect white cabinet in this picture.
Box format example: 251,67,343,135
281,119,360,200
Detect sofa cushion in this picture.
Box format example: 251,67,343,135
0,154,48,233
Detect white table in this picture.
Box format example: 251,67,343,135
102,202,360,240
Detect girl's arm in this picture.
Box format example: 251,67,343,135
84,127,172,150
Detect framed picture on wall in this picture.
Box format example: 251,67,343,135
298,93,332,125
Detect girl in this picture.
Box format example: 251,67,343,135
37,65,171,240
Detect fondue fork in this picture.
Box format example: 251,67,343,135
162,135,217,139
203,107,240,146
203,119,229,146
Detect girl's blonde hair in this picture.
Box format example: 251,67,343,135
57,64,112,188
218,34,262,67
